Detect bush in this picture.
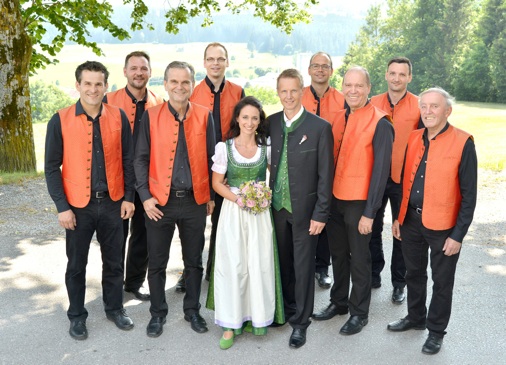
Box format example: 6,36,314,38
30,81,75,123
245,86,278,105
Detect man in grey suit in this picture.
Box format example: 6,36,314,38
269,68,334,349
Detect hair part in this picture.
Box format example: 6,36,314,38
226,96,269,146
343,66,371,86
124,51,151,68
309,51,333,69
419,87,455,107
277,68,304,89
75,61,109,84
387,56,412,75
204,42,229,60
164,61,195,83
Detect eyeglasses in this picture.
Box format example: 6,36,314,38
206,57,227,64
310,64,332,71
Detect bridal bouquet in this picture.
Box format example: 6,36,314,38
236,180,272,215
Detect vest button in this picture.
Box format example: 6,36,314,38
168,175,171,179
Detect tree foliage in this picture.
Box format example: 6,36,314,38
30,81,75,124
245,86,279,105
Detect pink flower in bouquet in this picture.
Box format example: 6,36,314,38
246,199,256,208
236,197,245,207
260,199,269,208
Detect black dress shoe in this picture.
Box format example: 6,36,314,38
106,308,134,330
125,286,150,301
312,303,348,321
422,334,443,354
175,274,186,293
387,317,426,332
147,316,166,338
289,328,306,348
184,313,208,333
371,276,381,289
315,272,332,289
339,315,368,335
391,287,405,304
69,320,88,340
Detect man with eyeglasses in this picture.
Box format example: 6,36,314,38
302,51,346,290
174,43,245,293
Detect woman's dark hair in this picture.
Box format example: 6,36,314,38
226,96,269,146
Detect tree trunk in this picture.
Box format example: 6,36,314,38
0,0,36,172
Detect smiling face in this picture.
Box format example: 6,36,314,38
76,70,108,110
385,62,412,94
308,53,333,86
419,91,452,136
124,56,151,91
342,68,371,112
204,45,229,81
277,76,303,119
164,67,193,106
237,105,261,137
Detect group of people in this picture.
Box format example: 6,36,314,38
44,42,477,356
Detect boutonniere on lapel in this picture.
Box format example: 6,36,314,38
299,135,308,145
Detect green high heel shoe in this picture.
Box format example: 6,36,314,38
219,330,235,350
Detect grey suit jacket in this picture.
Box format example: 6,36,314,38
268,109,334,227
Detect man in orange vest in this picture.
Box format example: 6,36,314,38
134,61,216,338
171,42,244,293
104,51,164,301
45,61,136,340
313,67,394,336
387,88,477,355
369,57,422,303
301,51,345,289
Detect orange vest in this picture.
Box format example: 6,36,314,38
190,80,243,141
58,103,125,208
302,86,345,121
333,103,390,200
146,102,211,206
106,88,164,133
398,125,472,230
370,92,420,183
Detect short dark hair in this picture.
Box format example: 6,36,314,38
387,57,412,75
277,68,304,89
75,61,109,84
164,61,195,83
124,51,151,68
204,42,229,60
227,96,269,146
309,51,333,69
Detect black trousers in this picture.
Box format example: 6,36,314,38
315,227,331,274
145,193,207,318
122,192,148,290
205,194,224,276
272,208,317,330
369,177,406,287
401,208,459,337
65,196,124,321
327,198,371,318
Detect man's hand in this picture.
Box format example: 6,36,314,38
443,237,462,256
121,201,135,219
143,197,163,222
392,220,401,240
358,216,373,235
207,201,215,216
58,209,76,230
309,220,326,235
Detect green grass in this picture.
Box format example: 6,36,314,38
0,171,44,185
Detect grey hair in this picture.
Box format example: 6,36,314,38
419,87,455,107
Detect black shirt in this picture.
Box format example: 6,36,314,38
309,85,330,116
205,76,225,143
409,123,477,242
45,100,135,213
